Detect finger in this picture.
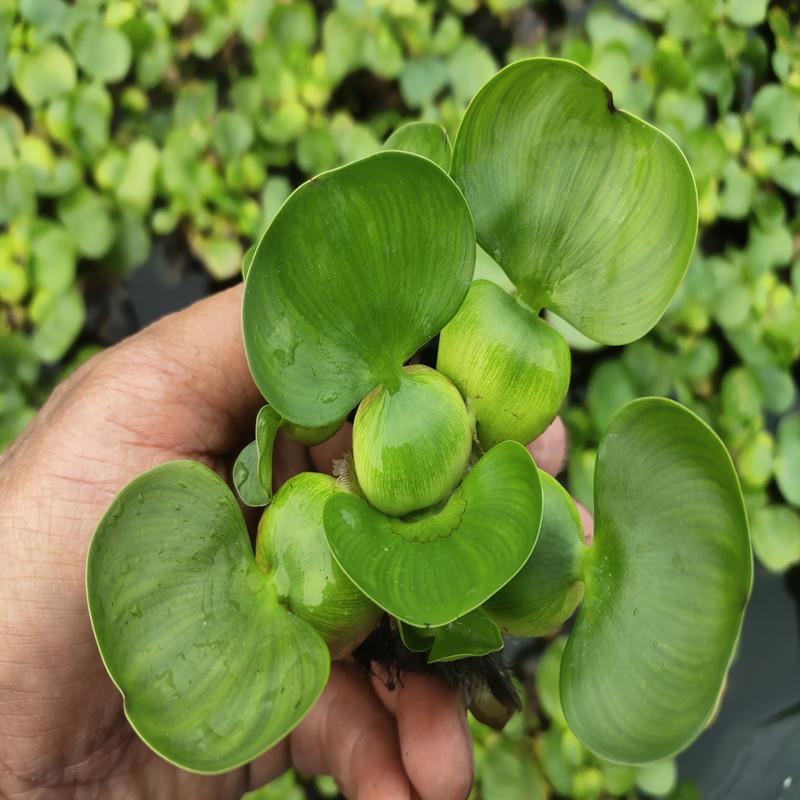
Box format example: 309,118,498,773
576,500,595,546
527,416,567,476
247,739,291,790
290,662,414,800
309,421,353,474
390,672,473,800
93,284,263,456
372,671,473,800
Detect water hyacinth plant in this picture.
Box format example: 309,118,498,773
86,58,753,775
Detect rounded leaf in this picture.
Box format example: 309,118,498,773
450,58,698,344
243,151,475,427
324,441,543,627
483,471,586,636
383,121,452,171
86,461,329,773
232,440,270,507
353,365,474,516
561,399,752,763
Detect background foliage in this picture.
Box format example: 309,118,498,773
1,0,799,796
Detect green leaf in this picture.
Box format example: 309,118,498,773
427,607,503,663
233,441,270,507
636,759,678,798
751,85,799,144
324,441,542,626
74,23,132,83
398,621,434,653
450,58,698,345
473,244,515,293
562,398,752,763
256,472,380,659
751,505,800,573
775,412,800,507
484,472,586,637
383,121,451,171
211,111,254,162
401,607,503,663
13,43,76,106
725,0,768,27
30,288,85,363
86,461,329,773
57,187,115,259
437,280,570,448
256,404,283,500
188,234,242,281
30,222,76,293
243,151,475,428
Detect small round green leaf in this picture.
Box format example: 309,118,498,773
324,441,542,627
233,440,270,507
450,58,698,344
561,398,752,764
484,471,586,637
13,43,76,106
75,23,132,83
87,461,329,773
751,505,800,573
243,151,475,428
383,121,452,171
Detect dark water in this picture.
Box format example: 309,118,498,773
680,566,800,800
108,253,800,799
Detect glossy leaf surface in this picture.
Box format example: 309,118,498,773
232,440,270,507
561,399,752,763
450,58,698,344
427,607,503,663
256,472,381,659
243,151,475,427
399,607,503,662
483,471,586,636
437,280,570,447
383,121,452,171
87,461,329,773
352,365,474,516
324,441,542,626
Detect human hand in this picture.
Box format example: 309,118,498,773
0,284,573,799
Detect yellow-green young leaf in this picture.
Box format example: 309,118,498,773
324,441,542,627
383,121,452,171
437,279,570,448
352,365,474,516
751,505,800,573
561,399,752,764
256,473,381,659
243,151,475,428
450,58,698,345
86,461,329,773
483,472,586,636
